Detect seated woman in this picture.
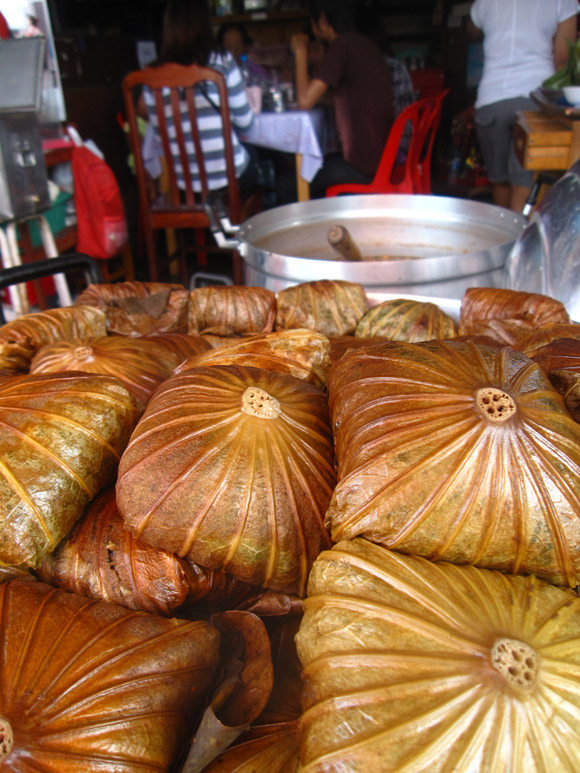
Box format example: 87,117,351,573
142,0,259,194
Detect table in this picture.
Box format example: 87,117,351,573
514,90,580,173
239,106,335,201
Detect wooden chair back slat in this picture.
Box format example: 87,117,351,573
122,62,254,282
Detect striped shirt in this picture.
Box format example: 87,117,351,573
143,51,254,192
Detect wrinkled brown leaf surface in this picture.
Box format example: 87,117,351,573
117,365,335,594
0,578,220,772
326,339,580,586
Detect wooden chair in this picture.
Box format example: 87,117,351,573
325,96,436,197
122,63,260,285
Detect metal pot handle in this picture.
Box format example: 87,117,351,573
522,173,559,218
203,195,242,251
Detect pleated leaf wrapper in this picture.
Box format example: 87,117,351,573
296,539,580,773
0,372,141,568
116,364,336,595
275,280,369,337
0,578,220,772
35,486,201,615
74,280,191,335
188,286,277,337
326,339,580,587
30,334,187,408
0,305,107,349
355,298,458,341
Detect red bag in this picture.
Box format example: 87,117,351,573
72,145,128,259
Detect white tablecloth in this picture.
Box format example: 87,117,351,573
240,107,334,183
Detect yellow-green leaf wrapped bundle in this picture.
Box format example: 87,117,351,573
296,539,580,773
275,280,368,337
356,298,458,341
0,372,140,567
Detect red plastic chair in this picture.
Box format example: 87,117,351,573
415,88,450,194
325,96,436,197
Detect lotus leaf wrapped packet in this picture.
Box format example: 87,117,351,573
460,287,570,331
0,578,220,771
0,305,106,349
355,298,458,341
296,539,580,773
35,486,282,617
458,287,571,347
30,334,184,407
275,280,368,337
0,372,141,567
35,486,201,615
188,285,277,337
116,364,336,595
75,280,190,335
326,339,580,586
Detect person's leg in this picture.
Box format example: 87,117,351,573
492,182,511,209
474,103,510,200
506,97,536,214
309,154,373,199
510,184,530,214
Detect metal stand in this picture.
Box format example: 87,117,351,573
1,212,73,317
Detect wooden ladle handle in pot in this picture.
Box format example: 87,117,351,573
327,225,363,261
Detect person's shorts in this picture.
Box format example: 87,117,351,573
474,97,536,187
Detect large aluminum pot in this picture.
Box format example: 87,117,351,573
210,195,527,303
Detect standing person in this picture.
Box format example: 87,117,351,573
142,0,258,194
290,0,394,198
468,0,579,213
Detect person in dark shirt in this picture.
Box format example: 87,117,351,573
291,0,394,198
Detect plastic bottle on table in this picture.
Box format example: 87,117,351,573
239,53,252,87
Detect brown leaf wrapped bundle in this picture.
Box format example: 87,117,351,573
0,339,35,376
459,287,570,346
30,334,182,407
296,539,580,773
326,339,580,586
460,287,570,329
188,286,276,336
0,564,33,583
35,487,202,614
175,329,331,388
356,298,458,341
35,485,299,618
0,372,141,567
276,280,368,337
75,280,190,335
0,578,220,771
0,305,106,348
117,365,335,595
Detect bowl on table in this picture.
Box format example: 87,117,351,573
563,85,580,107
